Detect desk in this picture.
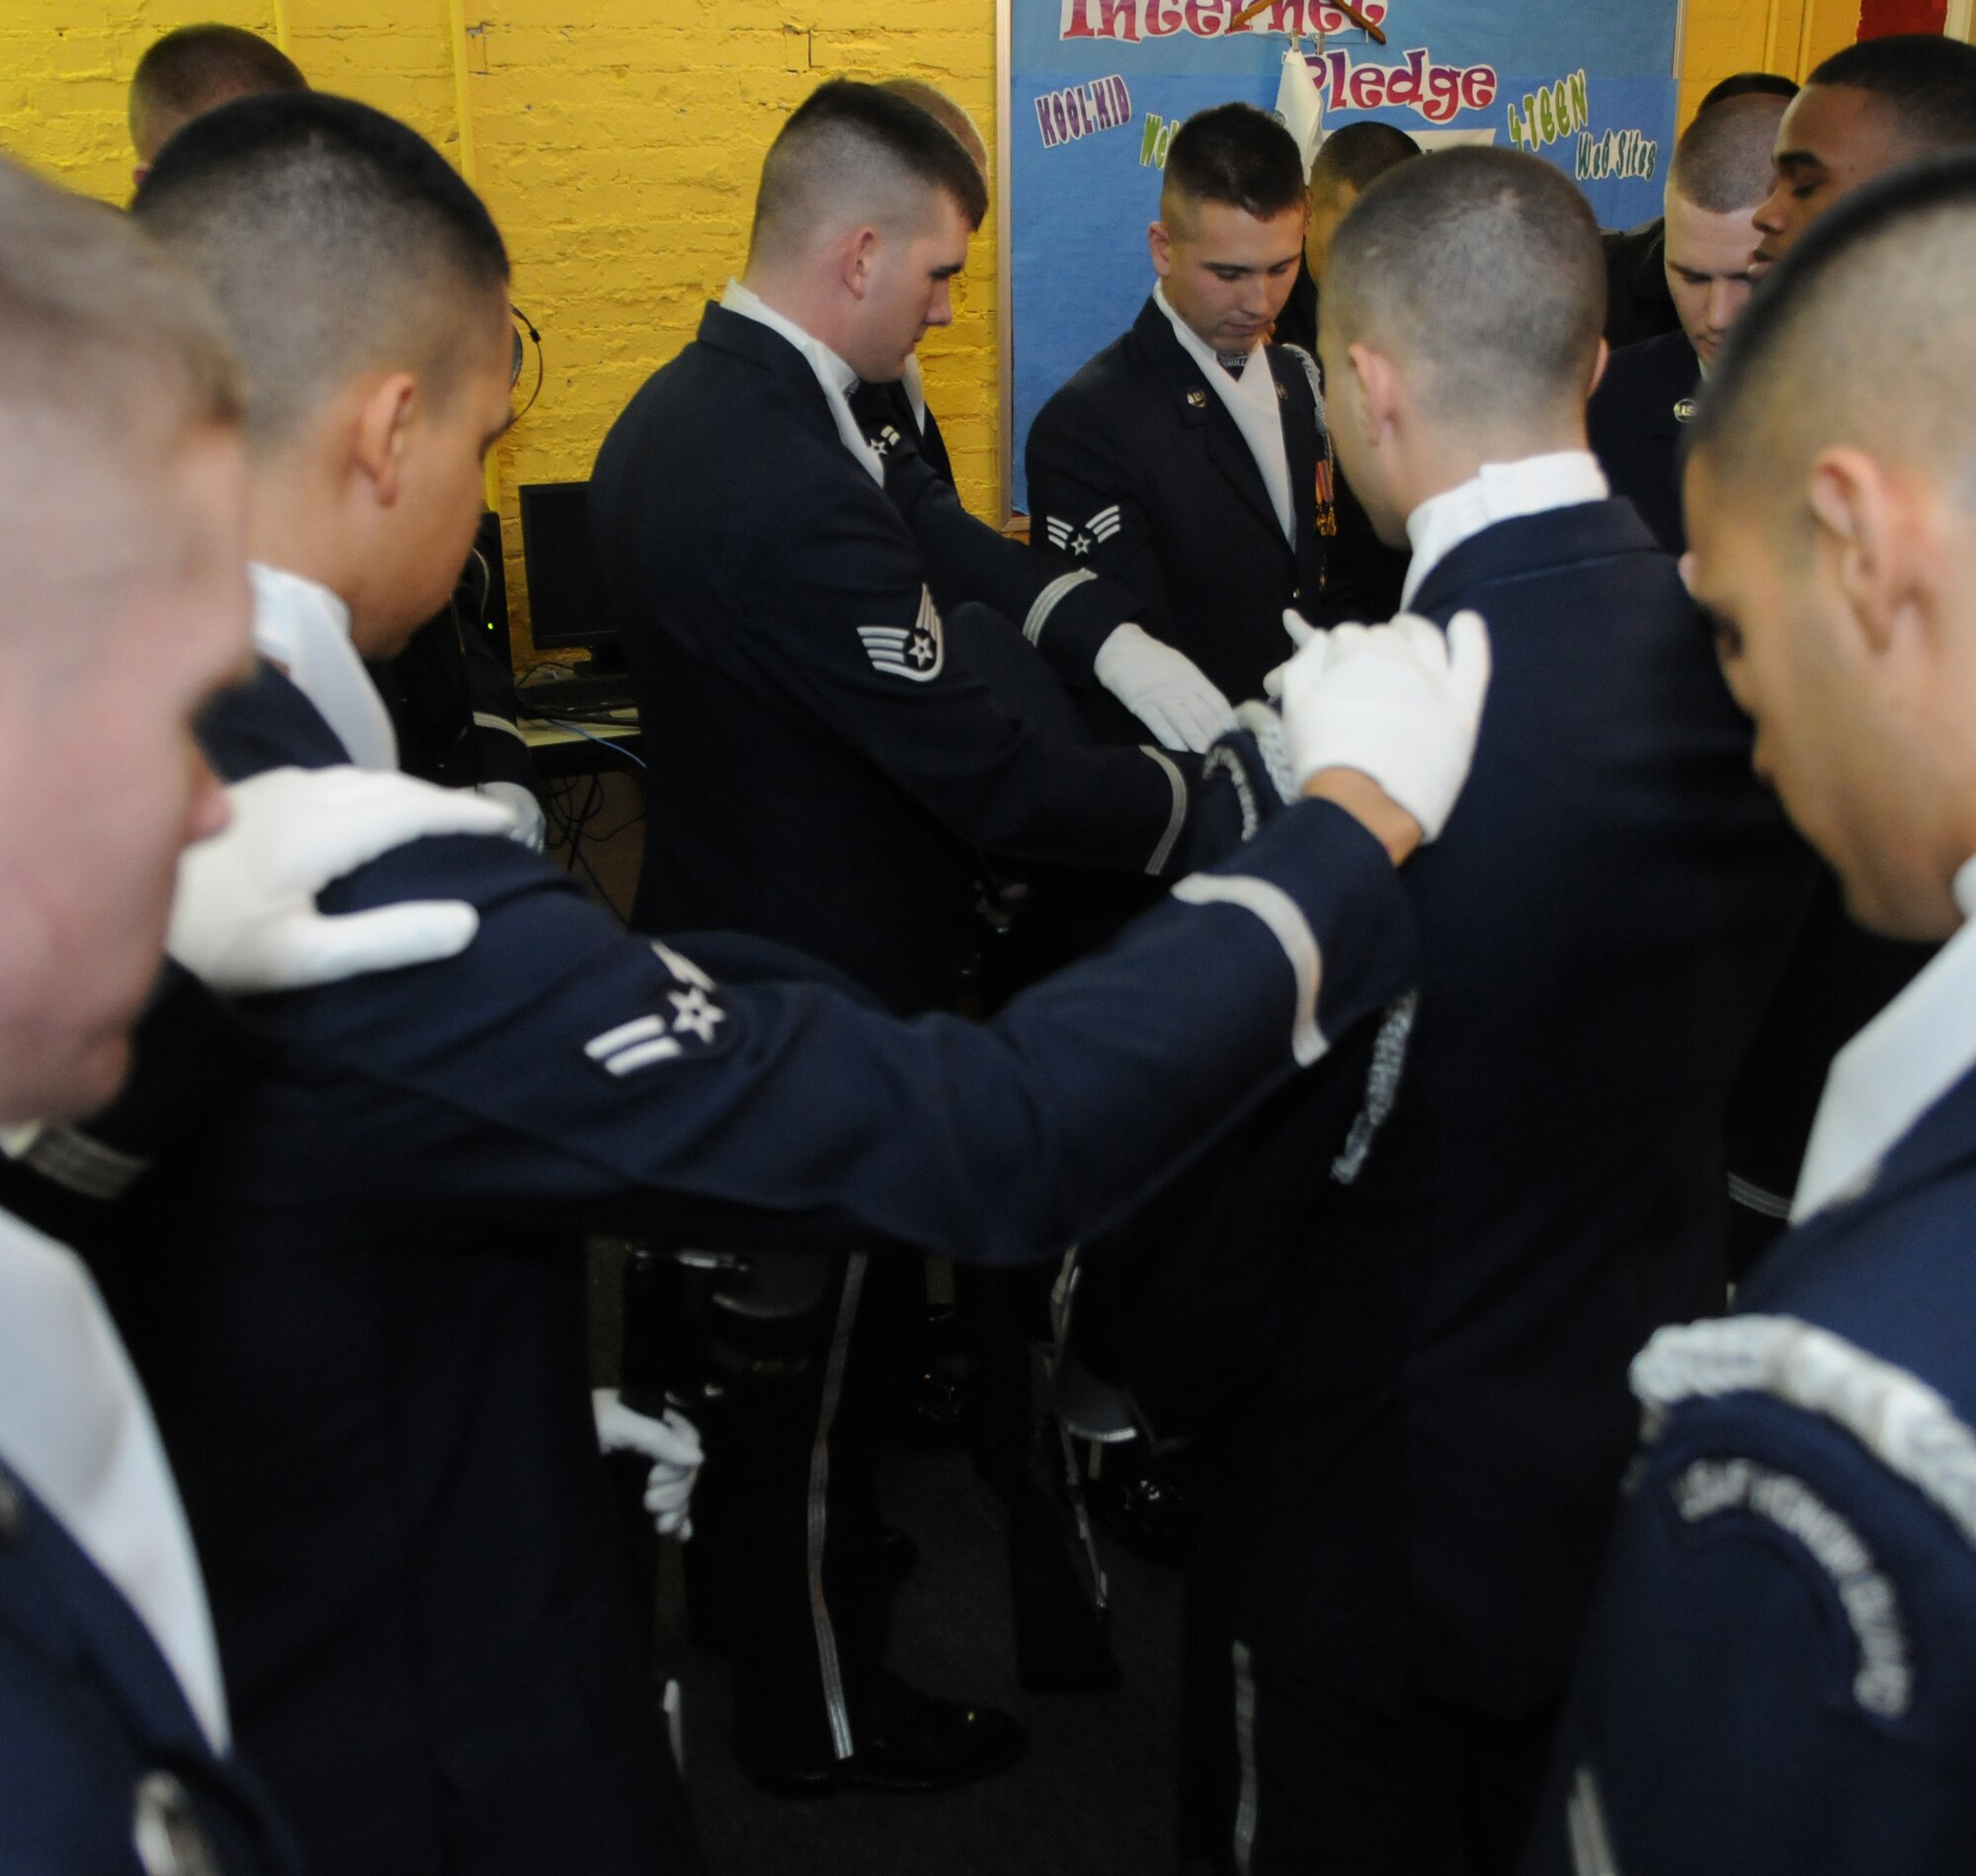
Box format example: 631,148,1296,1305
520,710,642,780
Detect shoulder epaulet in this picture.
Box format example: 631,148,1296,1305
1632,1313,1976,1557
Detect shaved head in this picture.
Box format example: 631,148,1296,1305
1693,155,1976,522
128,23,306,167
1687,153,1976,940
0,157,251,1115
1809,36,1976,152
1327,146,1604,431
1695,71,1796,115
132,92,510,452
1308,120,1420,208
0,157,239,488
877,77,988,179
751,80,989,270
1161,102,1306,238
1671,93,1788,213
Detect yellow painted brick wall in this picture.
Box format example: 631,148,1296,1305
3,0,1860,644
1679,0,1863,122
3,0,997,651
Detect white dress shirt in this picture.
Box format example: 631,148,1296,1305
1400,450,1610,610
1793,857,1976,1222
0,1205,230,1750
899,353,929,436
1154,282,1295,543
720,280,884,486
250,562,398,773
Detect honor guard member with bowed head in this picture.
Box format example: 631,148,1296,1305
130,25,545,847
586,77,1308,1794
1028,105,1337,713
1272,118,1422,624
1121,147,1812,1875
1599,71,1799,352
10,90,1491,1876
126,21,304,186
842,80,1183,744
0,154,541,1876
1588,92,1787,555
1714,36,1976,1277
852,78,979,489
1528,152,1976,1876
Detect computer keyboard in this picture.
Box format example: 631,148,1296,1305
515,670,638,718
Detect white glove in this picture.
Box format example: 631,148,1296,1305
1262,607,1321,701
167,767,517,995
475,779,545,853
593,1388,703,1539
1093,621,1236,753
1278,610,1492,842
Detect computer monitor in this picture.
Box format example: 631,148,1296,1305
520,479,620,671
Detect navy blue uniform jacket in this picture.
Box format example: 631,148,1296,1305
1128,502,1812,1717
590,302,1201,1013
1587,327,1698,555
0,1456,294,1876
1026,296,1332,712
44,656,1417,1876
1528,1062,1976,1875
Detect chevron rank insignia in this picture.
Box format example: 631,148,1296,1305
584,942,734,1076
857,584,946,682
1044,507,1121,557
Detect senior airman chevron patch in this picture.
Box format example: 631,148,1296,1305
1044,506,1121,557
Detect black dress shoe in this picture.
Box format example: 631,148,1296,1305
743,1673,1026,1797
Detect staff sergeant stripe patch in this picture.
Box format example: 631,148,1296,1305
857,586,946,682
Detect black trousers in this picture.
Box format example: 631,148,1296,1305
1182,1585,1559,1876
684,1249,918,1771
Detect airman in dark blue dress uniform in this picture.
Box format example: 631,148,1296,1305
1528,151,1976,1876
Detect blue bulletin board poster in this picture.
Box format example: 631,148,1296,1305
1001,0,1683,512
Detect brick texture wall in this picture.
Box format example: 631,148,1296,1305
5,0,998,651
4,0,1857,646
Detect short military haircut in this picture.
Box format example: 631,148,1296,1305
1161,102,1307,232
751,80,990,267
132,92,509,450
1308,120,1421,205
1689,152,1976,517
1670,91,1790,212
1808,35,1976,151
1326,146,1604,428
1695,70,1798,115
128,24,306,163
0,153,239,468
877,77,988,179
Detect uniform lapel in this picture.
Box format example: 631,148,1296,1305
1642,331,1701,441
0,1464,216,1760
1273,349,1319,545
1132,297,1290,549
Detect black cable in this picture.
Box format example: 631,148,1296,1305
510,303,544,421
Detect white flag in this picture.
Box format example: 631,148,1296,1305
1275,43,1325,174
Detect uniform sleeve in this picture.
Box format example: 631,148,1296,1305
242,796,1417,1266
729,456,1199,878
873,416,1134,688
1025,384,1176,645
1526,1391,1976,1876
